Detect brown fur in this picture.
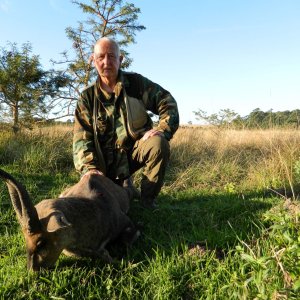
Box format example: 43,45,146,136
0,169,138,271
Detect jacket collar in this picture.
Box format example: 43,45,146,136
95,70,128,100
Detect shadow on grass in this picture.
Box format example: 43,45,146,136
46,190,277,280
125,190,276,262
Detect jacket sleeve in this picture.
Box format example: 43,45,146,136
73,91,102,174
138,74,179,140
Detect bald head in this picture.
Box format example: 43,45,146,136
94,37,120,58
92,37,123,88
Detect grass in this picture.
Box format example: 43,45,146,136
0,125,300,299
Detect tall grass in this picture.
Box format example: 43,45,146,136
0,125,73,173
0,125,299,299
167,127,300,194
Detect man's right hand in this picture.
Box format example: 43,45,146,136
84,169,104,177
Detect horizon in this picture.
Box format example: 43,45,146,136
0,0,299,124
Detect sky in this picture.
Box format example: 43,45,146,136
0,0,300,124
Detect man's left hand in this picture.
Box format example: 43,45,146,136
142,129,164,141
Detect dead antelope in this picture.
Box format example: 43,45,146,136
0,169,139,271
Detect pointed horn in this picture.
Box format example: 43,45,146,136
0,169,41,234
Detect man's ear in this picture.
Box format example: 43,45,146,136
90,53,95,64
119,55,123,64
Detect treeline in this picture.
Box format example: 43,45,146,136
193,108,300,129
233,108,300,129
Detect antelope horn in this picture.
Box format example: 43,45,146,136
0,169,42,234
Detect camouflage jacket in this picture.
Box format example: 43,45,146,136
73,70,179,180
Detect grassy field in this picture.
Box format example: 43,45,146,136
0,125,299,299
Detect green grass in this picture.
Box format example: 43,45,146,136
0,127,300,299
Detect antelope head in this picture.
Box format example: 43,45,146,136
0,169,68,271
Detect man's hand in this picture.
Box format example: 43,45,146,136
142,129,164,141
84,169,104,177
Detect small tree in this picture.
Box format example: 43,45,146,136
53,0,145,115
0,42,68,132
193,108,239,128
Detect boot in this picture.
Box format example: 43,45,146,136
141,197,159,210
123,177,141,200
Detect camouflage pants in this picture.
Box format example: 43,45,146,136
129,135,170,200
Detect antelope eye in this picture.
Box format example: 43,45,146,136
36,239,46,250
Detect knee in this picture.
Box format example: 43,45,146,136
148,135,170,160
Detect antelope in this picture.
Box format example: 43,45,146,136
0,169,139,271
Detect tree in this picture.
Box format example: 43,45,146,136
54,0,145,115
245,108,268,128
193,108,239,128
0,42,68,132
288,109,300,128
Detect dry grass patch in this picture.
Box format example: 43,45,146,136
167,127,300,193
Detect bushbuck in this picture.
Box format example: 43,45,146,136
0,169,139,271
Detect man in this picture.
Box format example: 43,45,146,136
73,37,179,209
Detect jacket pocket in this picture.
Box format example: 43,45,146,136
125,95,149,139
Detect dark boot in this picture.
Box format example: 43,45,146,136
141,197,159,210
123,177,141,200
130,135,170,210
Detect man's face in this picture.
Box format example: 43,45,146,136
93,40,122,82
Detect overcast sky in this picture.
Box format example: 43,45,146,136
1,0,299,124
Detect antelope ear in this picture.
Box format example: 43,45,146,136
46,212,72,232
